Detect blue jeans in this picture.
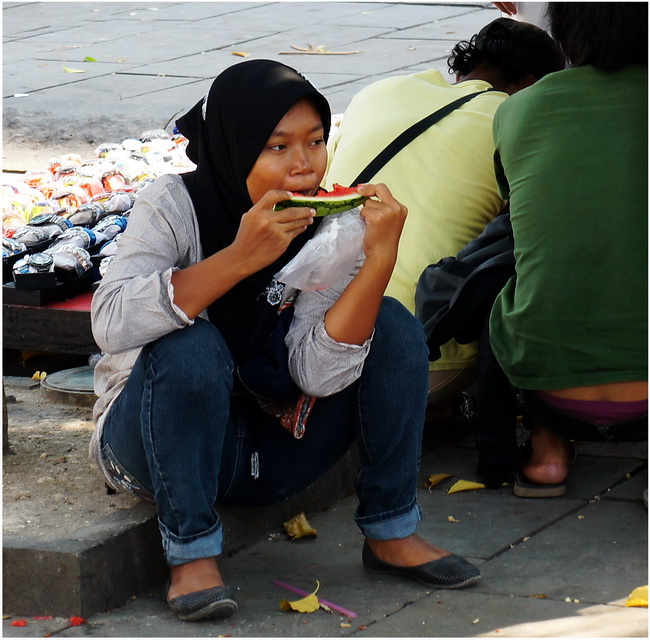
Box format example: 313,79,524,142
101,297,429,566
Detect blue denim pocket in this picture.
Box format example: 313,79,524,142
101,442,154,502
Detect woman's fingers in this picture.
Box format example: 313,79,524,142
493,2,517,15
255,189,315,231
276,206,315,232
355,183,407,260
358,183,407,221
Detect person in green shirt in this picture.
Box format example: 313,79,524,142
489,2,648,497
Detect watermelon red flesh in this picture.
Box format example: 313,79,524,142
274,183,366,217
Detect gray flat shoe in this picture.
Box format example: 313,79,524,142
362,541,480,589
167,582,238,621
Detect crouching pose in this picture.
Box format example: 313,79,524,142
90,59,480,622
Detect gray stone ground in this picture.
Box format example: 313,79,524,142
3,1,649,637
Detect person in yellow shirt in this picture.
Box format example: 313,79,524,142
325,18,563,419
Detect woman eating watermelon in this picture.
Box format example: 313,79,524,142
89,59,480,622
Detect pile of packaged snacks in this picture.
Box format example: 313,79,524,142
2,129,193,288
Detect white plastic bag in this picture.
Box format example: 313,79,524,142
275,208,365,290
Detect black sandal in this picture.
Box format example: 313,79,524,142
513,440,576,498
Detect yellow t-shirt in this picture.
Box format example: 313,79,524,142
325,69,506,370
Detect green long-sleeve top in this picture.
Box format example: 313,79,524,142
489,64,648,390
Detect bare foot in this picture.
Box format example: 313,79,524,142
521,423,572,485
366,534,451,567
168,557,224,600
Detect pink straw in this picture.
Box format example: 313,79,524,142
272,579,358,618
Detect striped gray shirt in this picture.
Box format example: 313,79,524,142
90,174,371,481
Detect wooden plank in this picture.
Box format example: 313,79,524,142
3,303,97,355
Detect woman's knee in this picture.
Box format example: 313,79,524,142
370,297,429,371
146,318,234,387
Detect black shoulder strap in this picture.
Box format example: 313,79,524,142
352,89,496,186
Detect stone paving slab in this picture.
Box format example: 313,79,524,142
6,479,647,638
121,2,271,25
358,591,649,638
5,59,149,96
229,34,440,77
478,499,648,604
605,465,648,501
331,2,482,29
3,1,502,161
8,592,646,639
392,5,504,40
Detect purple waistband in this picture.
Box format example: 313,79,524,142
536,392,648,426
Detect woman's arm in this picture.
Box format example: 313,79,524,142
92,178,315,353
286,183,407,396
170,189,315,318
323,183,407,345
91,177,198,354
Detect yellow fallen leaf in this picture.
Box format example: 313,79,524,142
448,515,459,523
425,473,453,490
62,66,85,73
340,623,352,628
232,51,250,57
31,371,41,381
626,585,648,607
280,581,321,613
284,512,317,540
448,479,485,494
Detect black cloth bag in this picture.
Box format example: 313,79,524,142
415,212,518,487
415,212,515,361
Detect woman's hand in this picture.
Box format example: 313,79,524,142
357,183,407,267
171,190,313,319
493,2,517,15
230,190,315,273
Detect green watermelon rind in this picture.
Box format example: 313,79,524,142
274,193,367,217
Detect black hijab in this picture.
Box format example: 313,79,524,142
176,60,331,361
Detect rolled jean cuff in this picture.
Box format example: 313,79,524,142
356,500,422,541
159,519,224,566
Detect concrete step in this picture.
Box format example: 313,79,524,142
3,448,359,618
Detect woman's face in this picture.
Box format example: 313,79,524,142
246,99,327,205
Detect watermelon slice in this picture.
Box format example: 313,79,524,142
275,184,366,217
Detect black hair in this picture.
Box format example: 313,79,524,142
547,3,648,72
447,18,565,85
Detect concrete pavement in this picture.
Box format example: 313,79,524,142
3,1,649,637
4,0,500,169
4,409,648,637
